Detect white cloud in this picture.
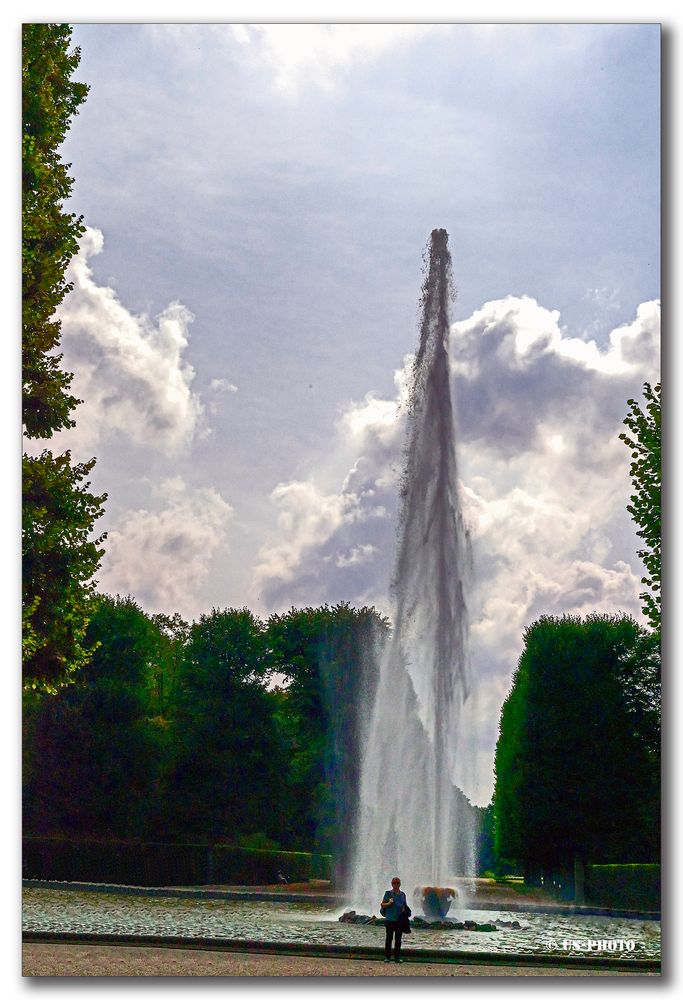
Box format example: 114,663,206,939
145,23,605,99
451,293,658,631
335,544,378,569
252,478,388,607
207,377,238,416
341,391,400,444
209,378,238,393
143,23,437,96
227,24,437,95
98,478,234,618
450,294,659,385
258,479,358,584
606,300,661,372
250,361,410,609
448,295,659,457
55,228,204,456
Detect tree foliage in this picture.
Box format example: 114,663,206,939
162,608,289,843
267,603,388,868
23,597,390,862
23,596,166,838
22,452,106,690
494,614,660,873
22,24,106,690
23,23,88,437
148,612,189,718
619,381,661,634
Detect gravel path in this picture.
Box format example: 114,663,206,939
23,943,657,977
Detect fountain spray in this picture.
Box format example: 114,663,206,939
350,229,473,916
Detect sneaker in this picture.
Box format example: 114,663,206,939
394,959,403,963
384,958,391,963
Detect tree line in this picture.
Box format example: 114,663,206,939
23,600,387,874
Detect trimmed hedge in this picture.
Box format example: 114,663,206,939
23,837,332,887
586,864,660,911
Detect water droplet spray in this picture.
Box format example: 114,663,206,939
350,230,473,912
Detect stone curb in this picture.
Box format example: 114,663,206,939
22,880,660,920
22,931,660,974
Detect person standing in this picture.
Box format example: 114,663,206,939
380,876,407,963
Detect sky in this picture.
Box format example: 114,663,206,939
23,18,661,805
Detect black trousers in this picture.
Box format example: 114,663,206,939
384,920,403,959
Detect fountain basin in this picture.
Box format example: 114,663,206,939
22,886,661,960
417,886,457,920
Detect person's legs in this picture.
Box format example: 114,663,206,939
384,923,394,960
393,927,403,961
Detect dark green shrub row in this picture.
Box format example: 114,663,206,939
586,863,660,911
23,837,332,887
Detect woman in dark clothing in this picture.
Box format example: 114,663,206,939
380,876,408,962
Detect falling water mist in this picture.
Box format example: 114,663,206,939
350,229,474,912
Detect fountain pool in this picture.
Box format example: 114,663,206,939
22,887,660,961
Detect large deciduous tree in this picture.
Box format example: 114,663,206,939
494,614,659,879
620,381,661,635
163,608,289,844
22,24,106,690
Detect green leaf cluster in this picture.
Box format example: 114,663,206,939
619,381,661,635
22,23,88,437
22,451,106,691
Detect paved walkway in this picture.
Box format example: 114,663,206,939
22,942,657,977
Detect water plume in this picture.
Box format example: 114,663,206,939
350,229,473,911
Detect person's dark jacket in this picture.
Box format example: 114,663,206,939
399,903,412,934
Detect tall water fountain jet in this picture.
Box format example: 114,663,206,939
350,229,473,915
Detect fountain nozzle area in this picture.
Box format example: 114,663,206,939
415,885,457,920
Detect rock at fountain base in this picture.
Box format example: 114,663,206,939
339,910,381,924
